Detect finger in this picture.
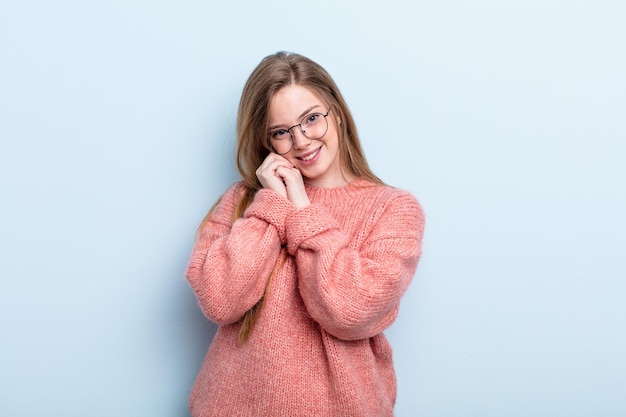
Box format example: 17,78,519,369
257,159,290,178
264,165,294,182
275,167,304,185
265,154,295,170
259,154,293,172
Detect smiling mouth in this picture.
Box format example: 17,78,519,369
297,147,321,161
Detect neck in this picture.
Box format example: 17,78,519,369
304,171,356,188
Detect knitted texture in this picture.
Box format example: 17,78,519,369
185,178,425,417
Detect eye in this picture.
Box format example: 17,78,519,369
270,129,289,139
305,113,320,125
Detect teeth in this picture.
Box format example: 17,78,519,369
301,148,319,161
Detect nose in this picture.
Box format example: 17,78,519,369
291,126,311,149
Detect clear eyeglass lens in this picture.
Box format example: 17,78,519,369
269,133,293,155
301,113,327,139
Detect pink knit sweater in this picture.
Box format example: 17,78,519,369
185,178,424,417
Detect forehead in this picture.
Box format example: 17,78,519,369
269,85,325,121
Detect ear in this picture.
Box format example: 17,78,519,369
334,107,342,127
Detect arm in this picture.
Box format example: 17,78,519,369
286,192,424,340
185,185,294,325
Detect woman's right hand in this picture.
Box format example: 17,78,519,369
256,153,295,199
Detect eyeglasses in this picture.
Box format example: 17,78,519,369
267,108,331,155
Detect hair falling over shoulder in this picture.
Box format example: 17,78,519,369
197,51,384,344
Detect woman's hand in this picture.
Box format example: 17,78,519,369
256,153,310,209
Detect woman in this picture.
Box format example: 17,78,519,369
185,51,425,416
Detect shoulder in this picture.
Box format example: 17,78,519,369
210,182,249,226
221,181,248,202
352,179,423,214
360,180,425,235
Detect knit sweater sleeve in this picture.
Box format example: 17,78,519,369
285,190,424,341
185,184,294,325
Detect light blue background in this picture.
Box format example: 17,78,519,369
1,1,624,416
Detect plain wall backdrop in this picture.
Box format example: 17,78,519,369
1,0,624,416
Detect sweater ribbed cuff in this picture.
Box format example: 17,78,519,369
243,189,294,243
285,204,339,255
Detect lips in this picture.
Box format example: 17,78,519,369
297,146,321,161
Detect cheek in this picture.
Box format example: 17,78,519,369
329,130,341,149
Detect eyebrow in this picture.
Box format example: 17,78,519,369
268,105,322,130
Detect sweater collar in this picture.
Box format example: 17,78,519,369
304,177,376,201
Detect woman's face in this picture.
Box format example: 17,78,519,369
267,84,348,188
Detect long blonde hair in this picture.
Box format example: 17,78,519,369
199,51,383,344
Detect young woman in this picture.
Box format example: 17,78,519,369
185,51,425,416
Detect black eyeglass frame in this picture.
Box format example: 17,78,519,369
267,108,332,155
